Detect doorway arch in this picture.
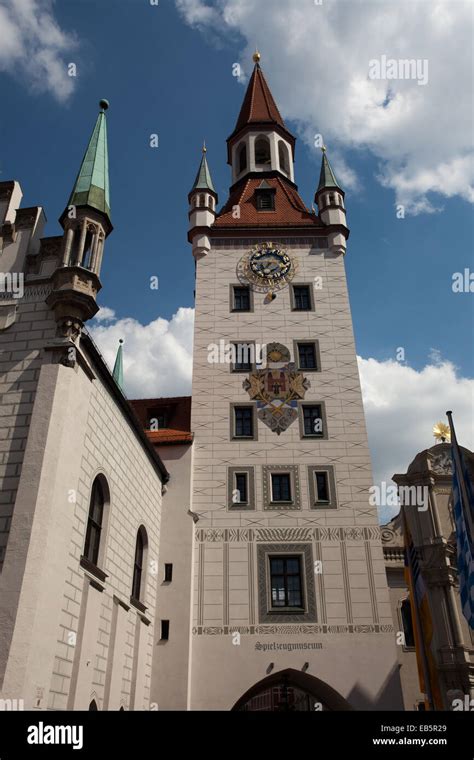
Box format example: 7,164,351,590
231,668,352,711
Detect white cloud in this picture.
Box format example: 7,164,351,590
89,307,194,398
0,0,77,101
94,306,116,324
176,0,474,214
359,356,474,523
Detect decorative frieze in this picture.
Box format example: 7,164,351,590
195,526,382,543
192,624,395,636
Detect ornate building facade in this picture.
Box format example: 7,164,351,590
1,57,469,712
382,443,474,710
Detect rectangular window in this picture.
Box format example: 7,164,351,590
293,285,311,311
164,563,173,582
233,286,250,312
307,465,336,509
160,620,170,641
256,191,275,210
232,343,253,372
270,556,303,609
234,406,254,438
303,405,323,437
314,472,329,503
234,472,248,504
297,342,317,370
271,473,292,502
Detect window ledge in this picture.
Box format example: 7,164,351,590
130,596,147,614
270,501,294,506
267,608,306,616
80,555,108,584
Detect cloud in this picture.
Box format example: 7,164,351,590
176,0,474,214
0,0,77,101
89,307,194,399
93,306,116,324
359,356,474,523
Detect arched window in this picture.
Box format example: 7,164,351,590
199,194,205,207
401,598,415,648
255,136,271,166
89,699,98,711
84,477,106,566
278,141,290,175
238,142,247,173
132,526,148,602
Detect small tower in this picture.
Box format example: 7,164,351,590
188,144,217,260
46,99,113,340
226,51,295,185
314,147,348,255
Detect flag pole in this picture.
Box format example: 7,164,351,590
446,411,474,541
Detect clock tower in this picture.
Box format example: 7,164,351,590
187,54,403,710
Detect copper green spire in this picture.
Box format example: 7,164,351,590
67,99,111,220
113,339,124,392
191,143,216,194
317,147,340,192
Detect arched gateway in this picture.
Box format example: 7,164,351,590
232,669,352,712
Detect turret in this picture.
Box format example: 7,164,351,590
314,147,348,255
188,144,217,260
46,99,113,340
227,52,295,185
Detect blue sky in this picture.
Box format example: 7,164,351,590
1,0,473,513
1,0,472,373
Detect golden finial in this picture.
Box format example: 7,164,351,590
321,145,327,153
253,49,261,64
202,140,207,154
433,422,451,443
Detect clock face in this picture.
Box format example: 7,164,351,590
237,243,295,293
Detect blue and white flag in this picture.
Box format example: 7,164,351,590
448,412,474,630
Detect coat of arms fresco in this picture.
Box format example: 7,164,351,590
242,343,310,435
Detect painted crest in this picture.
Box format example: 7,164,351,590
243,343,310,435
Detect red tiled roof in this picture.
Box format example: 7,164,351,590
233,64,286,135
145,429,193,445
214,176,323,228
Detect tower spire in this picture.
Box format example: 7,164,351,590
317,146,341,193
113,339,124,391
188,145,218,260
61,98,111,227
190,145,216,195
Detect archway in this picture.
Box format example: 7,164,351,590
231,668,352,712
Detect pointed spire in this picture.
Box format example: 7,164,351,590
231,58,287,136
317,146,341,192
113,339,124,392
190,145,216,194
227,54,295,165
65,99,111,221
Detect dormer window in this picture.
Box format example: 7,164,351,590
255,136,271,166
238,143,247,173
255,180,276,211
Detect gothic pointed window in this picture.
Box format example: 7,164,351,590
132,526,148,602
278,141,290,175
238,142,247,173
255,136,271,166
84,477,105,566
